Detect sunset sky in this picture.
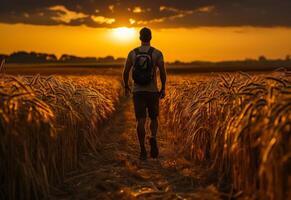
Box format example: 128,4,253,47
1,0,291,62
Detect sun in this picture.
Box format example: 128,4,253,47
111,27,137,42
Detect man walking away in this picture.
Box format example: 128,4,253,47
123,27,167,160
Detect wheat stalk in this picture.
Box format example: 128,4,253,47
0,58,5,77
0,74,122,199
162,71,291,199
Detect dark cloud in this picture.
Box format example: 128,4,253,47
0,0,290,28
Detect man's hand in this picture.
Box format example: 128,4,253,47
159,88,166,99
124,86,131,97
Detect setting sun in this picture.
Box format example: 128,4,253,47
111,27,137,42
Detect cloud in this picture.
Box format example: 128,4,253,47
136,5,214,26
91,16,115,24
136,6,194,26
108,5,114,13
0,0,291,28
131,6,150,13
129,18,136,25
48,5,88,23
196,6,215,13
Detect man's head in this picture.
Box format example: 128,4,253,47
139,27,152,43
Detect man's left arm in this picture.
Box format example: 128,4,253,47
157,52,166,98
123,52,133,96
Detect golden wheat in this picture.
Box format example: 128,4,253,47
0,74,121,199
162,71,291,199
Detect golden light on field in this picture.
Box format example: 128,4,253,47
110,27,137,43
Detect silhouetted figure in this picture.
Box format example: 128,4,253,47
123,27,167,160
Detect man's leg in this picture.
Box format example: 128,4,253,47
149,117,159,158
133,92,147,160
148,92,160,158
150,117,158,138
137,118,147,159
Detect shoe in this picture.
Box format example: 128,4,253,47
149,137,159,158
139,148,147,160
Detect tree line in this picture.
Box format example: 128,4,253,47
0,51,126,64
0,51,291,70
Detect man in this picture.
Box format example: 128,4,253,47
123,27,167,160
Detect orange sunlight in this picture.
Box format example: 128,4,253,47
110,27,137,43
1,23,291,62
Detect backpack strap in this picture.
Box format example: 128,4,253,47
147,47,154,56
147,47,154,61
134,48,140,55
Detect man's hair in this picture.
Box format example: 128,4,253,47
139,27,152,43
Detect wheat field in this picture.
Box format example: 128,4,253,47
162,71,291,199
0,75,121,199
0,70,290,199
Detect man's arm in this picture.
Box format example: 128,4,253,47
123,52,133,87
123,52,133,96
157,52,166,98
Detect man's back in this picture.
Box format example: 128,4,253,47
127,45,164,93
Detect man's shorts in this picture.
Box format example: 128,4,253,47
133,91,160,119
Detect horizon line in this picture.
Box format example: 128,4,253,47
1,50,290,63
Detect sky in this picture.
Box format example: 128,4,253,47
1,0,291,62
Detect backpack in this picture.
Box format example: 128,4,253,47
132,47,154,85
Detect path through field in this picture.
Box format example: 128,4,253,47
52,98,221,200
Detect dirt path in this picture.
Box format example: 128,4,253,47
52,98,221,200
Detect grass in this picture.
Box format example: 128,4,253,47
162,71,291,199
0,74,121,199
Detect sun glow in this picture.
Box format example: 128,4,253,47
2,23,291,61
111,27,137,42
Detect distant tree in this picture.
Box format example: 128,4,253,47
173,60,183,65
30,52,52,63
115,57,126,63
46,54,58,62
82,57,97,62
98,56,115,63
60,54,69,62
258,55,267,62
59,54,98,63
286,55,290,61
59,54,80,62
9,51,32,63
7,51,58,63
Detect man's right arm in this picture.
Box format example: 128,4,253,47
157,52,166,98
